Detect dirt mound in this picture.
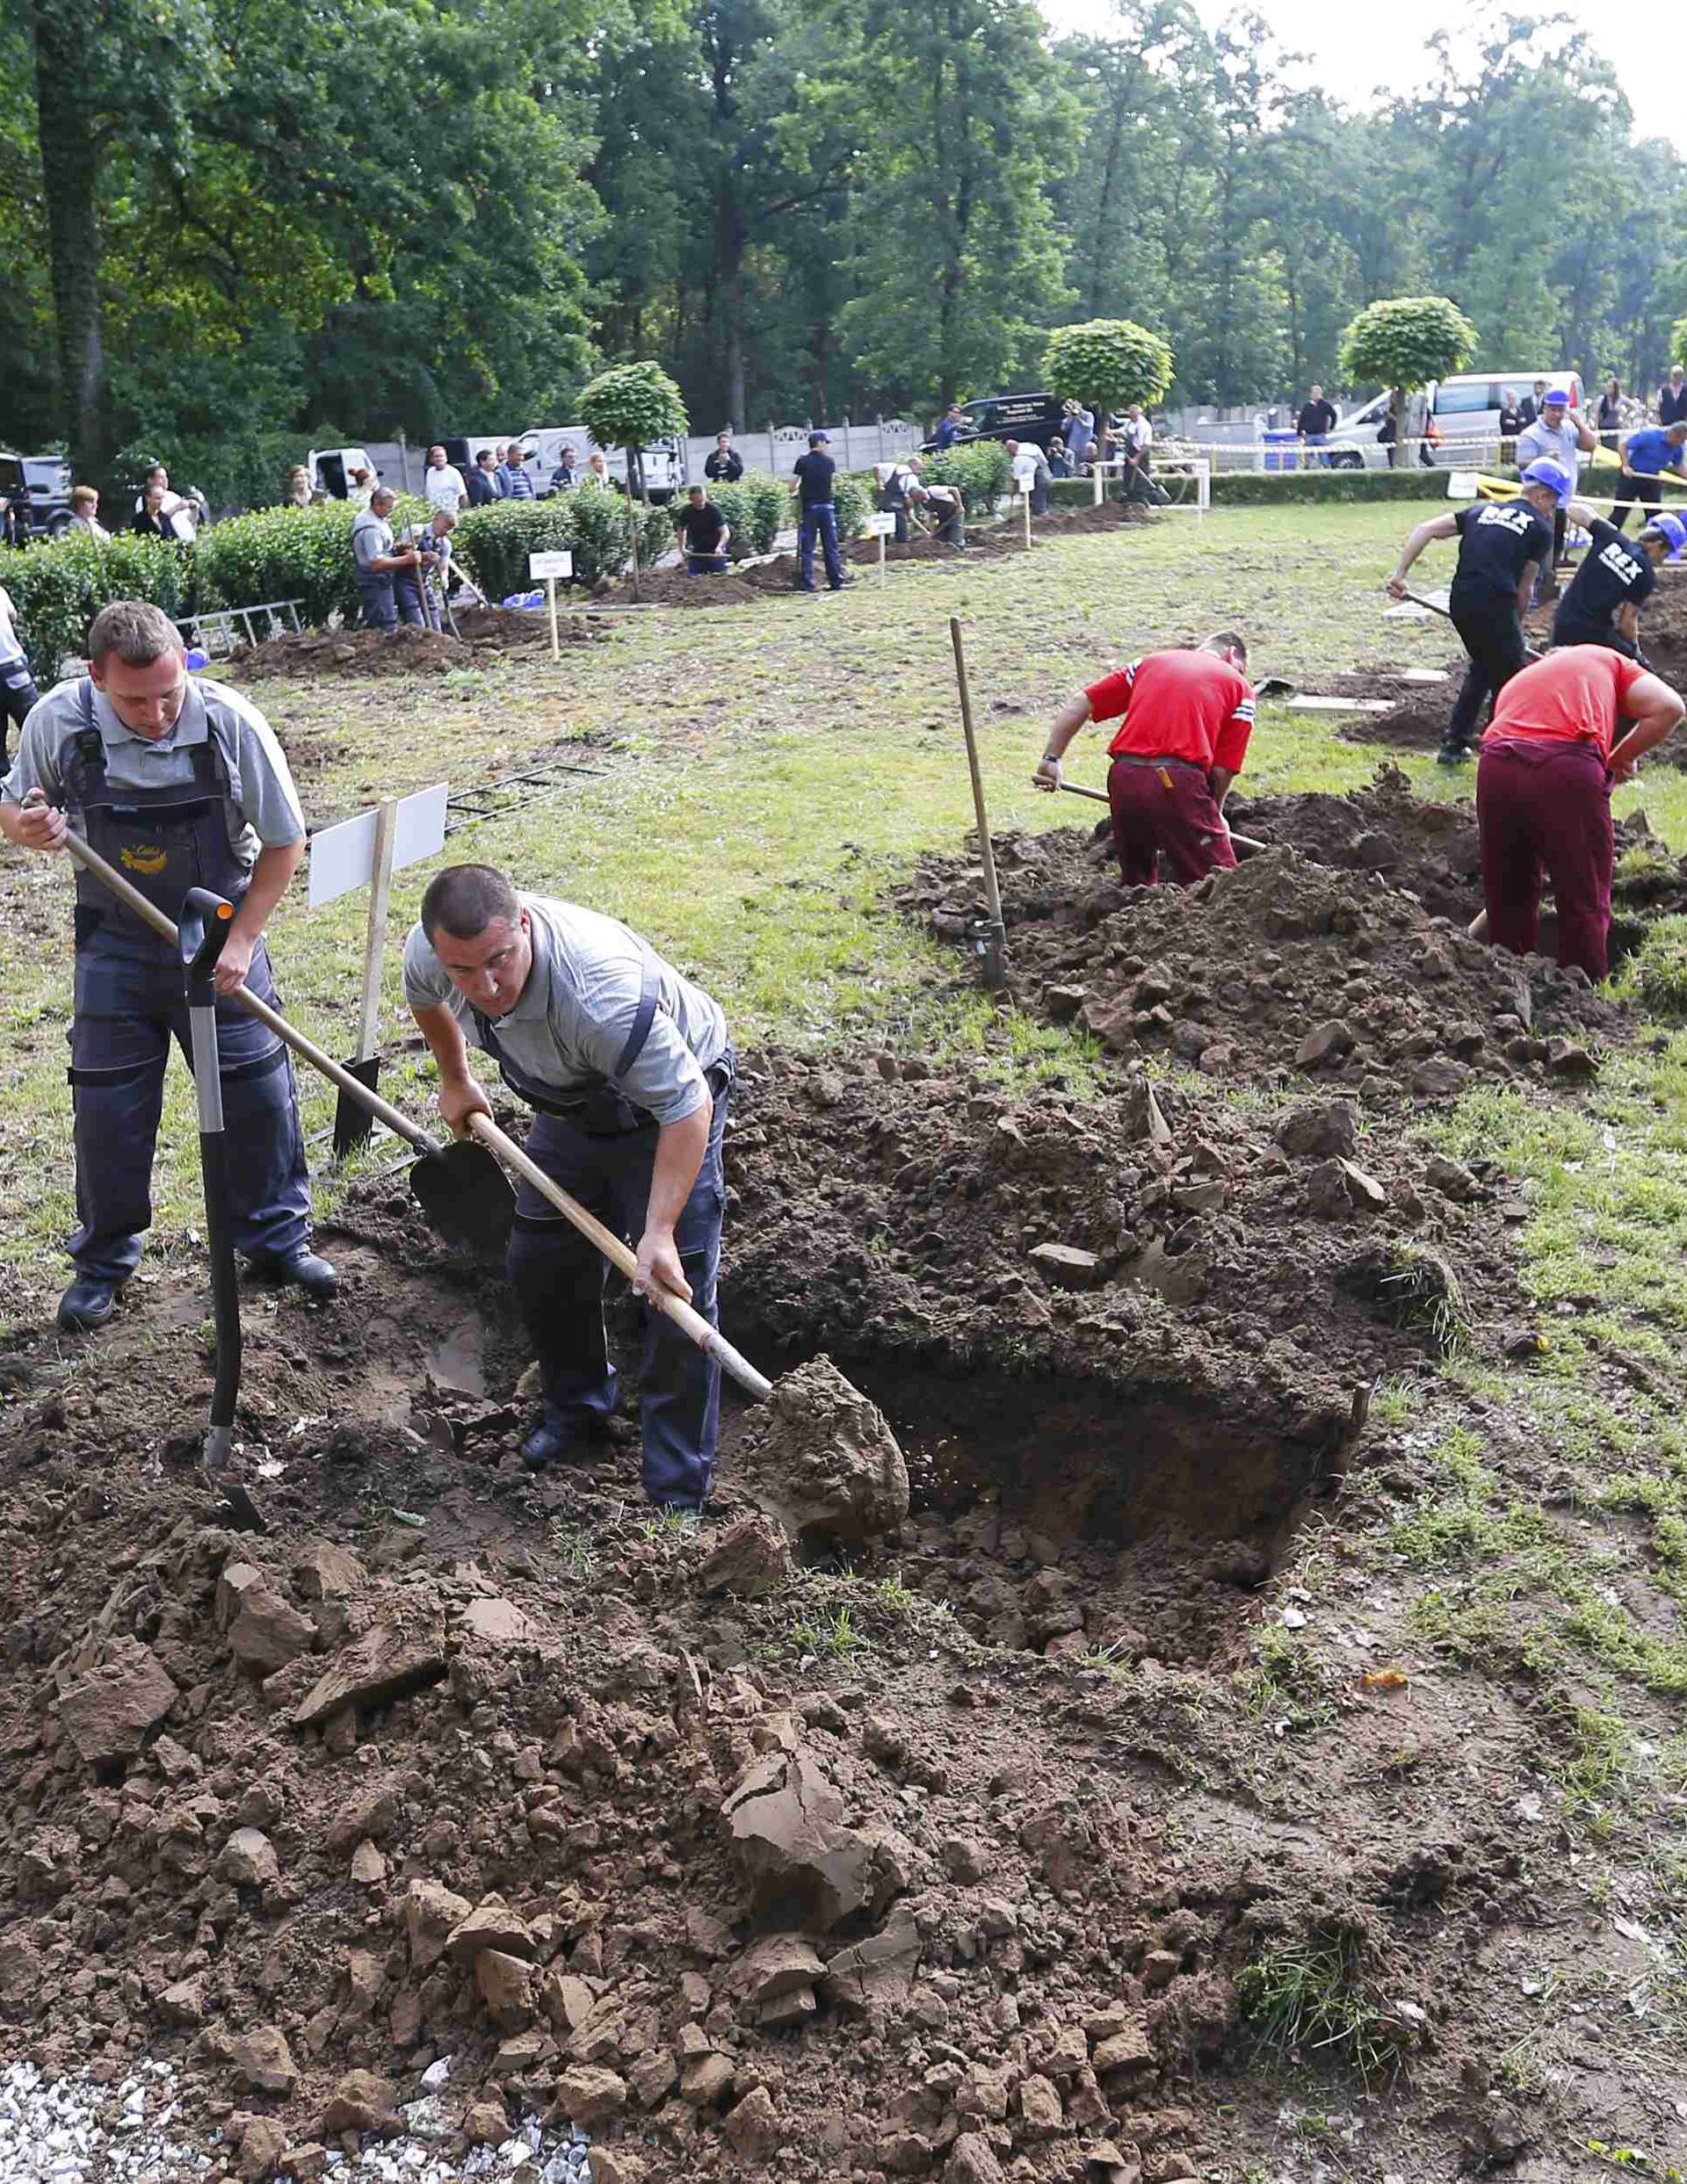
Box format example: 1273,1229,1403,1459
899,821,1624,1103
234,617,605,679
590,568,767,607
1232,763,1483,922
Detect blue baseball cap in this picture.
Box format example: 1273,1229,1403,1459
1544,387,1571,406
1522,458,1572,503
808,431,829,445
1650,510,1687,559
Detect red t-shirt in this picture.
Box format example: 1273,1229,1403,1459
1086,650,1256,774
1484,645,1648,762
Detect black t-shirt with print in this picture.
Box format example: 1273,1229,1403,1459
1451,499,1553,608
1553,517,1657,642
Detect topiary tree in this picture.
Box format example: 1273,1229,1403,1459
1042,320,1175,440
1340,296,1477,468
578,359,689,595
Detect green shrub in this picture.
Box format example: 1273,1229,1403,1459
692,474,786,557
453,494,670,597
1209,468,1456,504
0,533,193,680
831,470,870,539
194,503,368,627
922,440,1012,513
1048,477,1097,508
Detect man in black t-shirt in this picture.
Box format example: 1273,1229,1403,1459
792,431,847,592
1552,503,1683,661
1388,462,1562,764
703,433,743,484
1296,385,1338,466
673,486,731,575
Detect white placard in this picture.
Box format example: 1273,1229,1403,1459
529,550,574,580
1446,471,1480,500
309,781,448,908
864,512,897,537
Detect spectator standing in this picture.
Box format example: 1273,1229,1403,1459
1062,401,1095,471
1295,384,1337,466
933,403,965,451
792,430,847,594
285,466,312,509
351,487,423,631
549,447,582,493
582,453,613,492
134,481,191,543
703,433,743,485
66,486,111,542
467,450,499,507
1517,380,1548,429
1660,366,1687,428
1515,389,1595,573
424,445,468,514
1611,421,1687,532
347,466,376,511
492,445,517,498
0,582,40,770
1046,429,1070,480
505,444,536,501
1596,379,1625,452
674,486,730,575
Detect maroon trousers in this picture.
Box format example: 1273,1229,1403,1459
1477,737,1612,980
1106,756,1238,887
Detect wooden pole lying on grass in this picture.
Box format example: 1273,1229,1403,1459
949,616,1008,990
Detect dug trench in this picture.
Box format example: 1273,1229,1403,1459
0,777,1665,2179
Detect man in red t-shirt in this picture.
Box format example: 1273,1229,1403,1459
1479,645,1683,979
1032,633,1255,886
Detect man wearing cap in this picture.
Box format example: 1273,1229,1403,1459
1551,497,1684,662
1516,390,1595,575
0,600,334,1331
403,861,733,1509
1478,647,1683,981
1029,633,1256,886
791,431,847,593
1611,421,1687,532
1388,464,1560,765
1660,366,1687,430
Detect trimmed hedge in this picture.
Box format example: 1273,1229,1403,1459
677,474,787,558
453,495,670,598
921,441,1012,514
0,534,194,683
1207,467,1462,504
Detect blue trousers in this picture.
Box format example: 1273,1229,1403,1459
69,928,312,1282
355,570,424,632
504,1080,729,1508
798,504,844,589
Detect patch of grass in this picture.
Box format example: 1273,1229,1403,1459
787,1602,867,1660
1370,1376,1423,1428
1237,1920,1400,2080
1374,1240,1467,1355
1233,1626,1340,1732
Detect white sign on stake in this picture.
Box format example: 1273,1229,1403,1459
530,548,574,661
864,513,896,536
308,781,448,908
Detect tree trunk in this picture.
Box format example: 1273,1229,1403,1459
626,447,641,601
31,9,107,470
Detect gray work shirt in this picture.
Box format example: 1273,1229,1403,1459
352,510,394,571
1,675,307,867
1515,416,1585,486
403,893,729,1128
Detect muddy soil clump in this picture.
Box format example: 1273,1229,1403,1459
901,821,1623,1100
232,616,606,680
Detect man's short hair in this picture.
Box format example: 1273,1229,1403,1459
371,485,397,505
688,484,706,497
144,462,167,482
89,601,185,669
70,486,98,510
1669,423,1687,440
421,864,520,941
476,449,496,464
716,431,731,443
1202,629,1249,667
428,445,445,459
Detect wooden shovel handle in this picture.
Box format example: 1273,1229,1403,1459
465,1112,773,1402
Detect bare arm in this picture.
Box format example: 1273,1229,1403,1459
412,1001,493,1134
1575,416,1596,452
1618,601,1640,646
1209,764,1235,810
1517,560,1539,618
216,838,304,995
1610,674,1686,781
636,1100,712,1300
1388,512,1459,595
1032,691,1095,789
0,786,69,853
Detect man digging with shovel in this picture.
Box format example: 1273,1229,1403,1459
404,864,734,1513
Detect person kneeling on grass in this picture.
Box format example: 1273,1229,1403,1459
1477,647,1683,983
1031,634,1256,886
673,485,731,575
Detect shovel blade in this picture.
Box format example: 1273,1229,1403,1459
332,1055,380,1159
409,1139,516,1258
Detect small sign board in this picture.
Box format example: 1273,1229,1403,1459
309,781,448,908
864,513,897,537
1446,471,1480,500
529,550,574,580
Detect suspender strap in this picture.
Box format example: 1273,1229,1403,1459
611,957,661,1085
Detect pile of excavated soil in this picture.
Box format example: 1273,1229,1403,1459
590,568,767,608
899,825,1624,1102
234,618,605,679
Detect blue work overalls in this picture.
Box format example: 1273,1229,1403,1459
63,684,311,1283
474,967,731,1509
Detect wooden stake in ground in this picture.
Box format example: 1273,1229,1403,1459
949,615,1008,989
1021,481,1033,549
530,548,573,661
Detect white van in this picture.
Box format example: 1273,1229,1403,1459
308,446,378,498
1321,372,1585,470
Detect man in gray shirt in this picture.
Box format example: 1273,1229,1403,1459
0,599,333,1330
351,487,423,632
1515,389,1596,576
403,863,733,1508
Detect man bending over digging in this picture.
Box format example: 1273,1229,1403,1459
1031,633,1256,886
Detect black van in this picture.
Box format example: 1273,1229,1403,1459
0,452,76,538
921,392,1068,454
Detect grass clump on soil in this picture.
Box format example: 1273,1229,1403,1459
1613,914,1687,1017
1236,1919,1401,2080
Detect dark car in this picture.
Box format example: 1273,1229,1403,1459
0,452,76,538
920,392,1068,455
